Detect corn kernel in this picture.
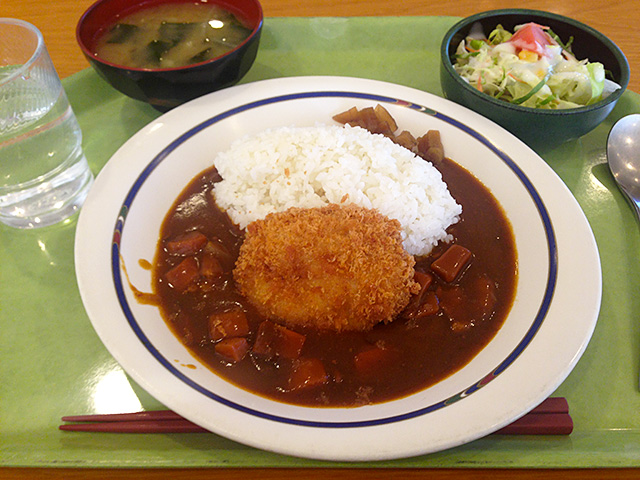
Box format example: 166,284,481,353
518,50,539,62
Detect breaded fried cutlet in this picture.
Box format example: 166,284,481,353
233,204,420,332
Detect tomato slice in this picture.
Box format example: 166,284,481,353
508,23,556,57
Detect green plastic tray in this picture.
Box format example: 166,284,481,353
2,16,640,468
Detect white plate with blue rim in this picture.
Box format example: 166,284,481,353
75,76,601,461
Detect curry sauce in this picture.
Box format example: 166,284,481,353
148,158,517,407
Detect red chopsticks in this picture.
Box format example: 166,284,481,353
494,397,573,435
60,397,572,435
60,410,208,433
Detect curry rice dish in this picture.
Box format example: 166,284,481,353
150,107,517,406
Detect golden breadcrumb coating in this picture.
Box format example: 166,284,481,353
233,204,419,332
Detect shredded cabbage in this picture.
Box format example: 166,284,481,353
453,23,620,109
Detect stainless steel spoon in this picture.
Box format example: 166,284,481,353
607,114,640,223
606,114,640,389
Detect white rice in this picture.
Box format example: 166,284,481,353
212,124,462,256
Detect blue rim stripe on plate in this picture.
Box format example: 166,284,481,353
111,91,557,428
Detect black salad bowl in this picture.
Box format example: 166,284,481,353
440,9,630,149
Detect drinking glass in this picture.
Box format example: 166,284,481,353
0,18,94,229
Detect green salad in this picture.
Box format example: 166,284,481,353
453,22,620,109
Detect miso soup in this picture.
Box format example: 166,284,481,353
93,3,252,69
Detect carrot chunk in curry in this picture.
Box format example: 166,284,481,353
209,310,250,341
199,253,224,279
215,337,250,363
288,358,328,391
165,231,208,255
253,320,306,360
415,291,440,318
165,256,200,292
354,345,396,379
402,270,436,319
